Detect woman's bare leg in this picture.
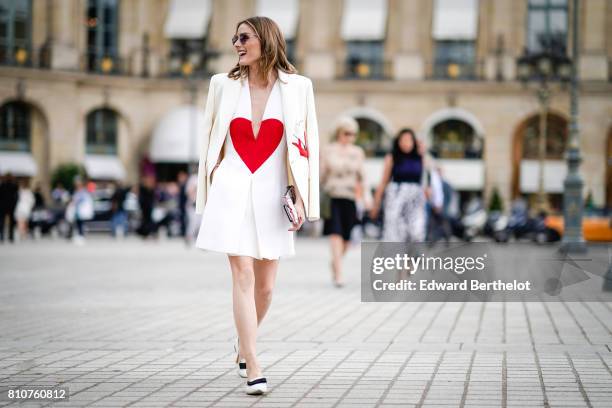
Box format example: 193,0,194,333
253,258,278,326
330,234,345,285
228,255,262,380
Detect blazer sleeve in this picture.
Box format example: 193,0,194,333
305,78,320,221
195,76,218,215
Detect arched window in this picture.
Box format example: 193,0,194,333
430,119,482,159
354,117,389,157
0,101,30,151
0,0,31,66
522,114,567,159
86,108,117,155
86,0,119,73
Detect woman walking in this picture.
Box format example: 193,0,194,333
194,17,319,395
14,179,35,241
67,176,94,245
370,128,426,242
320,117,369,287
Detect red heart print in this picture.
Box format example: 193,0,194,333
230,117,284,173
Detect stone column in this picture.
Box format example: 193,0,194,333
388,0,426,80
579,0,608,80
50,0,80,70
207,0,254,74
299,0,342,80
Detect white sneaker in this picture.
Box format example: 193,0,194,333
234,338,247,378
245,377,267,395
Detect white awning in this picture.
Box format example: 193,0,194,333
437,159,484,191
150,105,204,163
0,151,37,176
341,0,388,41
520,160,567,193
164,0,212,39
432,0,479,40
256,0,299,40
84,155,126,181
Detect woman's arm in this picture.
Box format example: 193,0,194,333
195,76,218,215
370,153,393,219
357,148,372,209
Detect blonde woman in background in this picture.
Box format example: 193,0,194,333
320,116,370,287
14,179,35,240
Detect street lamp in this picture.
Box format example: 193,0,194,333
560,0,586,254
517,40,572,213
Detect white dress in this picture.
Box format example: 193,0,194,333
195,79,295,259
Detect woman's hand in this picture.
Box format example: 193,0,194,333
369,203,380,220
288,193,306,231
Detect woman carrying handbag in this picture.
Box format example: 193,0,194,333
194,16,320,395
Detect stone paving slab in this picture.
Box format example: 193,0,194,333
0,237,611,407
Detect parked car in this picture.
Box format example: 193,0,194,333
83,187,139,233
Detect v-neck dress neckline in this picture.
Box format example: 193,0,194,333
245,77,279,140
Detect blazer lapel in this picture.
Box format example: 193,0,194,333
278,70,297,161
207,76,241,176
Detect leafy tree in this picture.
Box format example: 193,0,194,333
51,163,87,193
488,186,504,212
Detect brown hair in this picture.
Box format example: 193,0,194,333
227,16,297,83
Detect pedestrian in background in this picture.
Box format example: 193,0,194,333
14,179,35,241
425,166,452,245
66,175,94,245
177,170,188,238
320,116,369,287
136,174,156,239
110,181,129,238
0,173,19,243
370,128,426,243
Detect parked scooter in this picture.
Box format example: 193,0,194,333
484,210,510,242
461,197,487,241
502,199,560,243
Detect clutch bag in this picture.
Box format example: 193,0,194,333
282,185,298,224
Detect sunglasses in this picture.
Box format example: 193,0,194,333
232,33,258,45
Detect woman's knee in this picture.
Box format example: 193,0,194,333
255,282,274,300
231,262,255,292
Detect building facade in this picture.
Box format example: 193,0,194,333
0,0,610,211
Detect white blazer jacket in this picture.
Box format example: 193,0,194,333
195,69,320,221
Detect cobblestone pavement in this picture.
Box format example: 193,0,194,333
0,237,611,407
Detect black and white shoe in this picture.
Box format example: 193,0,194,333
245,377,267,395
234,337,247,378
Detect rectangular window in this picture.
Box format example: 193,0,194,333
341,0,388,79
86,0,119,73
168,38,209,77
526,0,568,54
0,0,31,66
345,41,385,79
431,0,478,80
433,40,477,80
163,0,212,77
